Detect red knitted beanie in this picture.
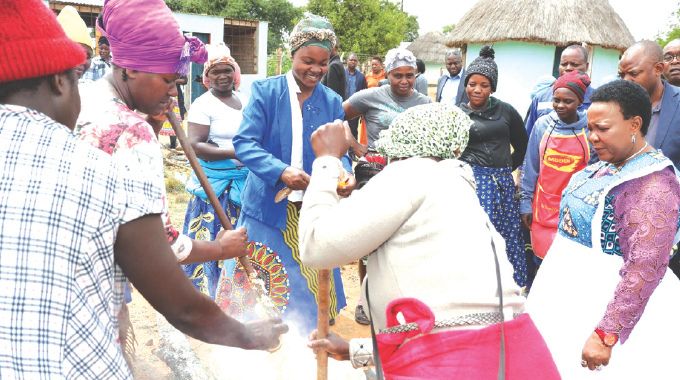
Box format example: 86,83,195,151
0,0,86,83
553,70,591,102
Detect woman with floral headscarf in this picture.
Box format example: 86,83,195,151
224,13,355,331
181,43,250,298
302,103,559,379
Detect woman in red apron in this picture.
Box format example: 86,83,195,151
520,71,593,260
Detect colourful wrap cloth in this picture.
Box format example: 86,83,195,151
202,43,241,90
99,0,207,75
289,12,336,53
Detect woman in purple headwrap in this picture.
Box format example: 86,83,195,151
74,0,266,360
69,0,285,368
77,0,248,270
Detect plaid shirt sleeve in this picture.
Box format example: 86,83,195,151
0,105,162,379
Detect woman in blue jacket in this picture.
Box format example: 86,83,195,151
215,13,355,332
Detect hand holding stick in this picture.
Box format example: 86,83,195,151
166,112,257,279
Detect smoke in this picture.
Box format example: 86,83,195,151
207,323,366,380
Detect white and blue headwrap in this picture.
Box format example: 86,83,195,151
384,48,417,73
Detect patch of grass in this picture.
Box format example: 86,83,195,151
165,170,190,232
165,174,185,194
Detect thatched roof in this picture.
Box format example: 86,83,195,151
407,31,451,62
445,0,634,51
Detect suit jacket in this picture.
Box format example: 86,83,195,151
345,68,367,99
436,69,467,105
233,75,353,229
321,54,346,100
654,80,680,169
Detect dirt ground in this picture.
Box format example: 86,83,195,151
127,142,369,379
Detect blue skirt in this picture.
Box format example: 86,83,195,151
182,189,240,298
470,165,527,287
215,202,346,334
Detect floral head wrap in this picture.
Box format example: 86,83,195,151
375,103,472,159
202,43,241,90
384,48,417,74
99,0,207,75
289,12,336,54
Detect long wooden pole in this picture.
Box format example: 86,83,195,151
316,269,331,380
167,112,257,277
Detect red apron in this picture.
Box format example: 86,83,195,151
531,129,589,258
376,298,559,380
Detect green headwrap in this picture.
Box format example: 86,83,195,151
375,103,473,160
289,12,336,54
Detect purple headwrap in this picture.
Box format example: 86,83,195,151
98,0,207,75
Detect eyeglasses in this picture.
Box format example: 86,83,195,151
663,53,680,63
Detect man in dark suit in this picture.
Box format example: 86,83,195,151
663,38,680,87
321,43,346,100
625,41,680,279
435,49,467,105
620,40,680,169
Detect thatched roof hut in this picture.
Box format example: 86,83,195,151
441,0,633,115
407,31,450,63
445,0,634,51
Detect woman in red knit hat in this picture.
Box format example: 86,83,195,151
0,0,287,378
519,71,594,272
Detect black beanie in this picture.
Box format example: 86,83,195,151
464,46,498,91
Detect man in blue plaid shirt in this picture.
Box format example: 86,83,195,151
0,2,287,378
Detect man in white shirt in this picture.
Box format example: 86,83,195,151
435,49,467,105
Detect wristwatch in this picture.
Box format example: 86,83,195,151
595,328,619,347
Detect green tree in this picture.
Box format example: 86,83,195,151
657,2,680,46
166,0,302,53
404,15,419,42
267,52,293,76
306,0,419,56
442,24,455,34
